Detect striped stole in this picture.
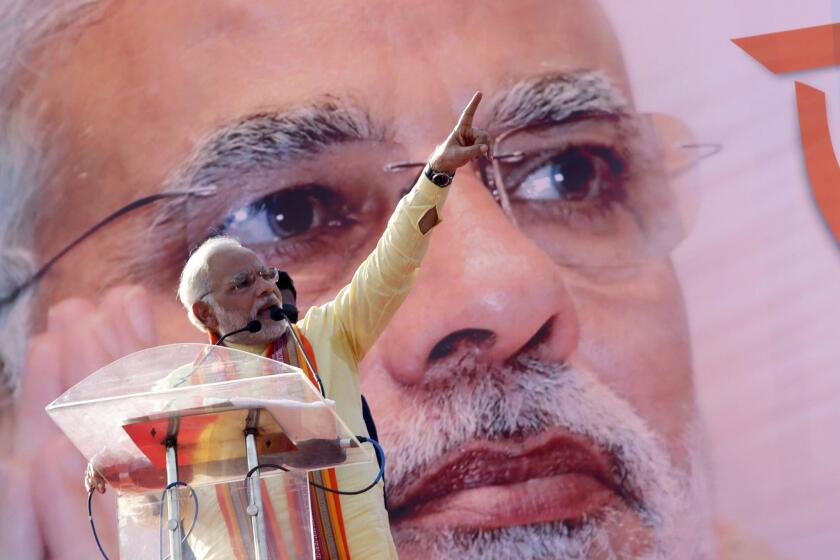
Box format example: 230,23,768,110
202,328,352,559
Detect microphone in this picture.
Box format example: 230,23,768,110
269,303,299,323
214,319,262,346
269,305,286,322
282,303,299,323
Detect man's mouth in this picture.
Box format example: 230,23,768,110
388,428,635,531
255,299,279,317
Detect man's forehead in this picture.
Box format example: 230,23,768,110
206,246,262,275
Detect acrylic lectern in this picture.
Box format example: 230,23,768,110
46,343,373,560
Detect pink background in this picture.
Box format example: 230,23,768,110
605,1,840,557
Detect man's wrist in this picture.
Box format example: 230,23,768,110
424,163,455,188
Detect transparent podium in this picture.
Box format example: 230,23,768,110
46,343,373,560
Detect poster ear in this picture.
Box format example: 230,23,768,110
648,112,717,238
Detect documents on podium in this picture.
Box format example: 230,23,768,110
46,343,373,560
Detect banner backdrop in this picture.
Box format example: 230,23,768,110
1,1,838,559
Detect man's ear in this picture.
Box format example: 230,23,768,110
192,300,218,331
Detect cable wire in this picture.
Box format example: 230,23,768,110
244,436,385,498
87,490,111,560
89,439,380,560
88,480,198,560
158,481,199,560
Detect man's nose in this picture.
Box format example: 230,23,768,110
378,174,580,386
254,275,276,298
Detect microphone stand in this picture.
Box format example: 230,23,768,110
270,306,325,397
244,410,269,560
164,436,184,560
210,320,268,559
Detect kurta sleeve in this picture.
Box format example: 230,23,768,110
303,174,448,362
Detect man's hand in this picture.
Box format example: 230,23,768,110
85,461,107,494
428,91,492,175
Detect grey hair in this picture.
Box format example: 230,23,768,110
177,236,245,331
0,249,35,408
0,1,110,109
0,0,112,404
0,103,47,406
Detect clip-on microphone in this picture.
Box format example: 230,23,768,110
214,319,262,346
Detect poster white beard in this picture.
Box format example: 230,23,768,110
386,358,715,560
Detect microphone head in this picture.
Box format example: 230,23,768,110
281,303,299,323
269,305,286,322
246,319,262,333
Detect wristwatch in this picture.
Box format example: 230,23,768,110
424,164,455,188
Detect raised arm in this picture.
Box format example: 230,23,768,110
303,92,491,361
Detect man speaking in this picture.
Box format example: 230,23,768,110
87,92,490,559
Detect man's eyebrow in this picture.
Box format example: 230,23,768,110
487,70,630,130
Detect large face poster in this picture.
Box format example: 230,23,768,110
1,1,839,559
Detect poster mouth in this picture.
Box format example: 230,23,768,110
388,427,636,530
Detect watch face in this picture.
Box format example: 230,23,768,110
432,173,451,187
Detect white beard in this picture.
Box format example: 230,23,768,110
385,356,716,560
208,294,287,345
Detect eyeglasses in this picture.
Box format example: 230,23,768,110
199,266,281,300
0,187,216,310
385,112,720,268
0,111,720,313
172,111,721,308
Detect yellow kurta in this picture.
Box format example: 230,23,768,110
184,174,448,559
293,174,447,559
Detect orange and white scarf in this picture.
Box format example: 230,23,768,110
202,326,352,559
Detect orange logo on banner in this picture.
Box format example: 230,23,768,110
734,24,840,245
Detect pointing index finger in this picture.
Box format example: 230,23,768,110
456,91,482,130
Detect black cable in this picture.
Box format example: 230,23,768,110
87,478,198,560
0,189,213,308
89,439,381,560
244,437,386,498
158,481,200,560
314,372,326,398
246,462,289,480
308,437,385,496
243,463,289,507
87,490,111,560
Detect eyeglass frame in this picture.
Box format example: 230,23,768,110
0,112,720,311
197,266,281,301
384,112,721,227
0,187,217,310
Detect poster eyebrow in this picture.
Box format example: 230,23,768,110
486,70,629,130
130,99,385,273
166,99,383,195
